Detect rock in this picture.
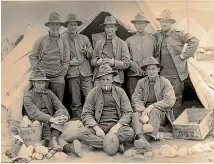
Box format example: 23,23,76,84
32,152,43,160
188,147,194,154
46,150,56,159
33,143,42,147
201,143,213,152
160,144,178,157
35,146,48,155
132,154,145,159
144,151,154,158
178,147,188,156
191,143,203,153
206,141,214,149
124,149,138,158
27,145,34,154
53,152,68,161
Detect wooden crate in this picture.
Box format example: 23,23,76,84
19,125,42,146
172,108,214,140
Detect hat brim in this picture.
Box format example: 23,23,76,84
156,18,176,24
95,71,118,79
141,64,164,71
30,78,49,81
63,21,83,27
45,21,64,26
131,20,150,24
99,23,120,29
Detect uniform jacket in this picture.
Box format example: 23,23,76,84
23,88,70,123
91,36,130,84
81,85,133,128
29,34,70,77
132,76,176,123
126,33,156,77
63,32,94,78
153,29,199,81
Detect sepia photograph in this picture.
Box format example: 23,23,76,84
1,0,214,163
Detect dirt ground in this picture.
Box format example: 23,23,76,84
2,136,214,163
30,137,214,163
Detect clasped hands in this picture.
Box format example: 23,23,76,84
49,115,68,125
96,58,115,67
93,123,122,138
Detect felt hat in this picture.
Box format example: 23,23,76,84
45,12,63,26
156,9,176,24
29,70,49,81
141,56,164,71
63,14,83,27
131,13,150,24
95,64,118,79
100,16,119,28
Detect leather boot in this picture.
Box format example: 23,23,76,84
63,140,83,158
134,137,152,151
50,136,63,152
118,144,125,154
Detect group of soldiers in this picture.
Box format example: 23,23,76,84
23,9,199,158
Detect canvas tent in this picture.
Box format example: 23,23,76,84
2,11,154,123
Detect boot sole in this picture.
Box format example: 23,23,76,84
134,140,152,150
73,139,83,158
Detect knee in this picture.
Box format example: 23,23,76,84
149,108,161,118
118,126,134,141
132,111,141,120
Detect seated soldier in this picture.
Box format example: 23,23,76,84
23,70,83,157
80,64,134,155
132,57,176,151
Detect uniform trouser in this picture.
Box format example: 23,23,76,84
47,75,65,102
127,76,141,101
42,123,64,140
132,109,166,140
94,79,121,88
67,75,93,119
167,77,184,118
62,126,134,149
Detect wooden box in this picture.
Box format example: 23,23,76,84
19,125,42,146
172,108,214,140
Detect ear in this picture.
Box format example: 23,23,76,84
157,67,160,72
115,26,118,31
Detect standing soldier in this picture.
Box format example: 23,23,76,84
126,13,156,100
154,9,199,118
91,16,130,87
29,12,70,102
63,14,94,119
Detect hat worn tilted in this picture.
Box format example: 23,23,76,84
45,12,63,26
30,70,49,81
95,64,118,79
141,56,164,71
100,16,119,28
156,9,176,24
63,14,83,28
131,12,150,24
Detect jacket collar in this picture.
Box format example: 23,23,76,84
161,29,172,36
136,31,147,36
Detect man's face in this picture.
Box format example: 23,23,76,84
160,19,172,32
145,65,160,78
33,80,46,91
67,22,78,34
48,23,61,34
100,74,114,91
104,24,118,37
134,22,147,33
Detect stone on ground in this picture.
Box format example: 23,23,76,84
191,143,203,153
160,144,178,157
53,152,68,161
124,149,138,158
178,147,188,156
144,151,154,158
